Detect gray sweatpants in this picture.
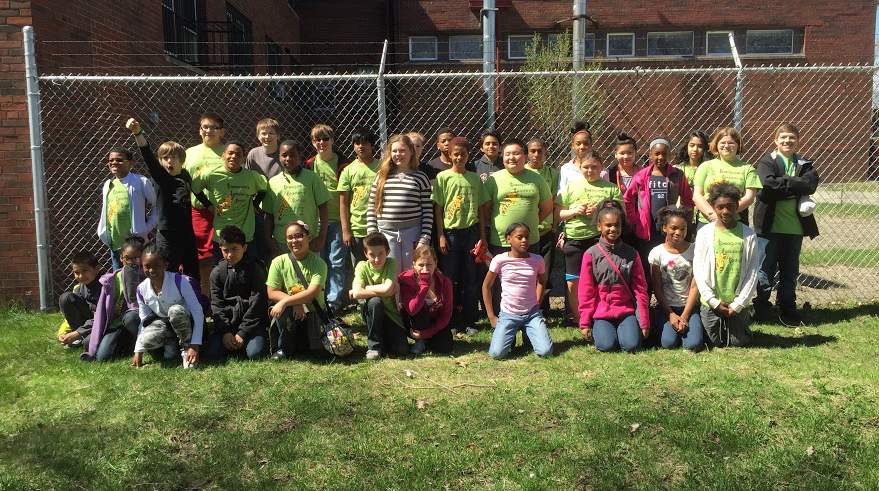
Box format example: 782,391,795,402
700,305,752,347
140,305,193,350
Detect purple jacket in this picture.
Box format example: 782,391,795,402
81,266,143,361
624,163,694,241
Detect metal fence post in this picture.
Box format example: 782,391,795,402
482,0,496,130
729,32,744,132
376,39,389,148
23,26,51,311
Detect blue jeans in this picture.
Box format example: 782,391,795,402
489,306,553,359
655,306,704,351
756,233,803,314
438,225,479,327
95,310,140,361
204,327,269,360
321,221,349,309
109,249,122,271
593,315,641,353
363,296,409,355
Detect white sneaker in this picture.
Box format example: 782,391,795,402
411,339,426,355
365,349,380,360
181,349,196,369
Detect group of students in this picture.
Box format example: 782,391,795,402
56,113,819,366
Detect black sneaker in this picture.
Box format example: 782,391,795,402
270,350,288,361
779,311,804,328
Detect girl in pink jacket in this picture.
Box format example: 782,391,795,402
398,244,454,355
578,200,650,352
623,138,694,290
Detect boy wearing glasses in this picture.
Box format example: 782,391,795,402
96,147,156,270
305,124,351,312
185,113,226,292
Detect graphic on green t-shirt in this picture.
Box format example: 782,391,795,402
485,169,551,247
264,169,331,243
555,178,622,240
529,164,560,236
184,144,224,209
693,158,762,223
313,154,341,223
337,159,380,238
192,166,268,242
710,223,744,305
431,170,490,230
106,179,131,250
770,155,804,235
266,251,328,311
675,163,698,190
353,258,403,327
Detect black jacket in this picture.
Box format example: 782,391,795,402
753,151,820,239
209,256,268,338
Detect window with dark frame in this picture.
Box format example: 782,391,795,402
646,32,694,57
746,29,794,55
162,0,204,64
266,37,285,100
227,4,253,75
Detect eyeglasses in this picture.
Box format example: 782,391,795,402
313,137,331,142
288,233,308,240
201,125,222,131
122,255,142,262
108,158,128,163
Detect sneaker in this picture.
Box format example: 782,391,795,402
181,349,197,369
464,326,478,337
779,311,804,327
411,339,426,355
270,349,288,361
365,349,381,360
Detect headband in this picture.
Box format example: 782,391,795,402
647,138,671,148
573,130,591,138
649,138,671,149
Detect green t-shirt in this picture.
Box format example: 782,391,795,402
706,223,744,306
184,144,224,209
675,163,698,190
431,169,490,230
485,169,552,247
337,159,381,238
106,179,132,250
192,166,268,242
353,258,402,327
313,154,341,223
555,178,622,240
770,156,804,235
529,164,560,236
263,169,331,243
693,158,762,223
266,251,327,311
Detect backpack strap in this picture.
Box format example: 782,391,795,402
596,243,635,301
287,253,330,323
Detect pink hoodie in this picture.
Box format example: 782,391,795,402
624,163,694,241
578,238,650,330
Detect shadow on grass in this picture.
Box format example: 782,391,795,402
803,303,879,324
750,330,838,349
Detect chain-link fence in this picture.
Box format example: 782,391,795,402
35,64,879,306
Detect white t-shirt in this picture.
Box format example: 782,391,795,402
488,252,545,315
557,160,584,194
648,243,695,308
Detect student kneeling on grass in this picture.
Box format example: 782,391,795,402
132,244,205,368
483,223,553,360
204,225,269,361
693,183,759,347
350,232,406,360
578,200,650,353
57,251,103,350
81,234,146,362
266,221,329,361
399,244,454,356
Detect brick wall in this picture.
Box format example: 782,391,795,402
0,2,38,306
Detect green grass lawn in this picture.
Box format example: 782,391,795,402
1,304,878,491
814,203,879,219
799,247,879,267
